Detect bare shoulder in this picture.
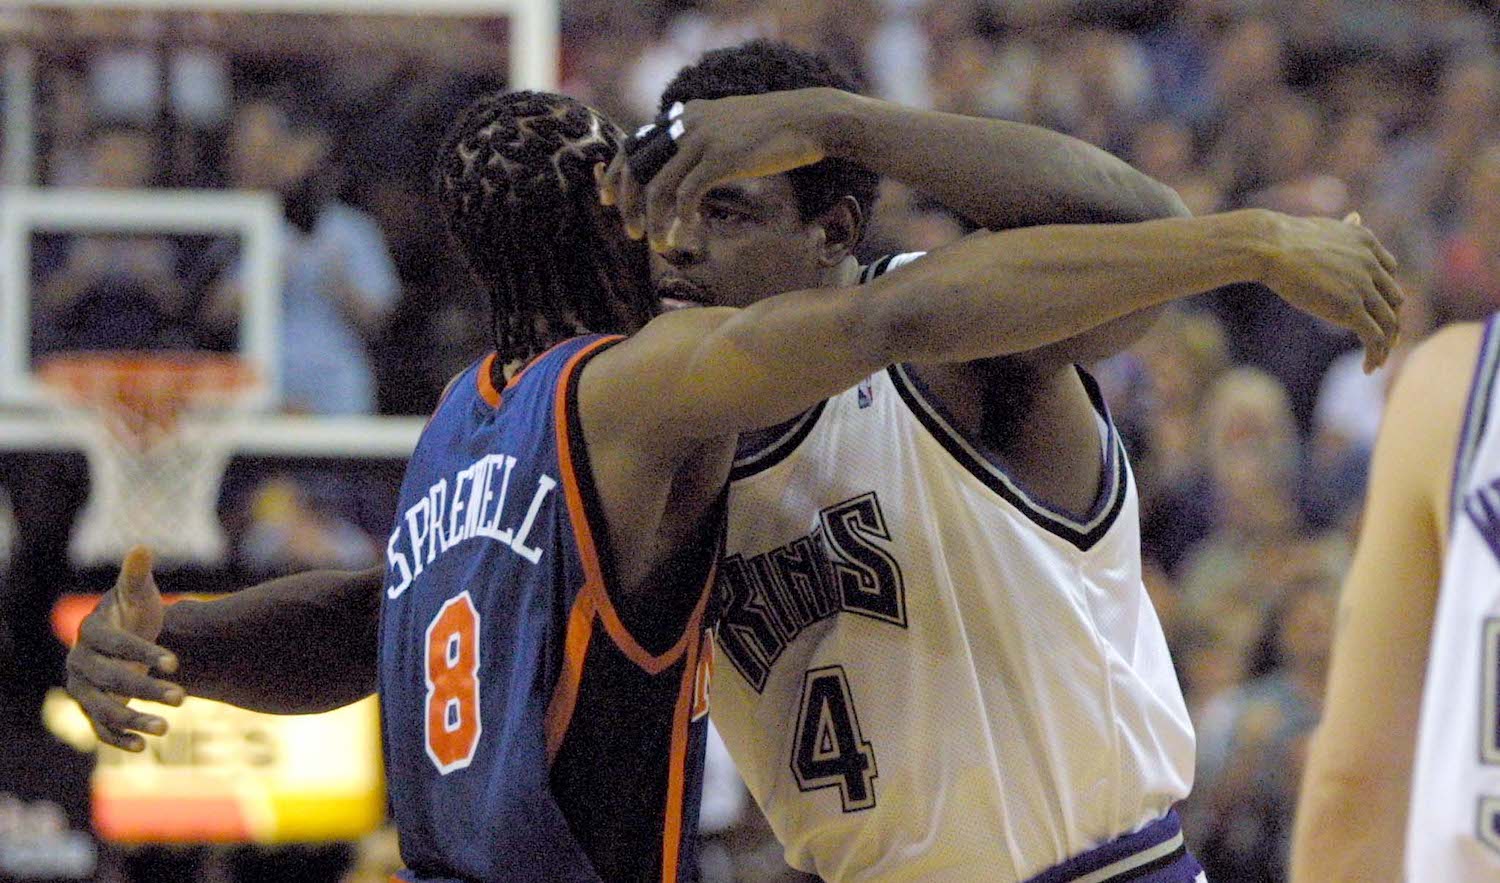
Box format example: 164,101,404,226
576,306,739,454
1382,321,1488,535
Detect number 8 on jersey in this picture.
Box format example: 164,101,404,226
425,592,482,774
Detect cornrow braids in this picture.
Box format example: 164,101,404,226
435,90,656,367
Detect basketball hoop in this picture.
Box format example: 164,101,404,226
39,352,258,570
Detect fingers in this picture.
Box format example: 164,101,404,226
69,681,169,752
115,545,152,600
69,647,184,705
114,545,162,628
1372,238,1399,278
1363,287,1400,352
1372,261,1406,319
1354,312,1388,374
644,137,706,251
673,158,729,240
601,152,644,240
77,611,176,673
1345,212,1400,278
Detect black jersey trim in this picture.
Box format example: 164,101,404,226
730,402,828,481
887,362,1128,551
1453,315,1500,532
561,335,723,662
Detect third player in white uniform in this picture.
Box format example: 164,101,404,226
1292,318,1493,881
711,255,1198,882
1407,321,1500,878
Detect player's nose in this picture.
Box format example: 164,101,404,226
657,215,705,266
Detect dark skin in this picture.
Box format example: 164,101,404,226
606,88,1397,514
67,89,1401,749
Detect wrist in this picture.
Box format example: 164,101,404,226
155,598,201,656
1215,209,1282,286
814,88,873,161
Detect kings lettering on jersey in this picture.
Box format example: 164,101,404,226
716,492,907,692
386,452,557,598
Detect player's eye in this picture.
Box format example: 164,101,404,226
702,202,751,225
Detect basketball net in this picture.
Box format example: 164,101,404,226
39,353,256,570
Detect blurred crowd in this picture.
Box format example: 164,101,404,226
3,0,1500,880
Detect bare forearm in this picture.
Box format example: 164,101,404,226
828,92,1189,227
864,211,1259,365
159,566,383,714
1291,774,1407,882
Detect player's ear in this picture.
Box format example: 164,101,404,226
815,195,864,268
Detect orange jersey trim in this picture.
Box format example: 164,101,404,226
659,604,705,883
543,587,597,763
542,334,621,763
475,352,501,408
543,333,722,781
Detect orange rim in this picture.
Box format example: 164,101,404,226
38,351,256,401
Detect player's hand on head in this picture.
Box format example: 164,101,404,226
1252,208,1404,374
613,89,841,252
598,155,645,243
65,546,184,752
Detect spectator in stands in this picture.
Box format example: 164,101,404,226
1191,577,1338,883
1130,117,1222,215
1176,369,1345,616
35,125,191,354
1244,96,1347,217
1436,145,1500,323
1373,52,1499,240
211,98,399,415
238,475,378,577
1126,309,1231,575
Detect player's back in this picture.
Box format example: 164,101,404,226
377,334,717,883
1408,314,1500,879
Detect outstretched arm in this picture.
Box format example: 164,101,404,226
66,547,382,751
614,87,1187,246
587,208,1401,452
161,566,382,714
605,88,1194,366
1290,325,1477,882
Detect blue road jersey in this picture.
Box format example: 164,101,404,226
378,335,719,883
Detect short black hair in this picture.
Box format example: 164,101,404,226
435,90,656,362
661,39,880,225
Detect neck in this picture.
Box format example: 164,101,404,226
832,255,862,287
498,328,595,382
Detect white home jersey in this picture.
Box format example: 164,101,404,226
1407,315,1500,881
708,254,1196,882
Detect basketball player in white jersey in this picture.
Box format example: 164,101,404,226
602,41,1400,882
1290,318,1496,880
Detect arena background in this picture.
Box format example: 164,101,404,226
0,0,1495,880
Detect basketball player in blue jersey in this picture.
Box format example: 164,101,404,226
66,68,1399,883
1290,320,1497,882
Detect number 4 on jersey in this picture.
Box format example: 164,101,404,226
791,666,877,812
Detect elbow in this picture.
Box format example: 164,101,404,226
1156,183,1193,219
1133,179,1192,222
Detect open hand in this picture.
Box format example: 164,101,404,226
65,546,183,751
